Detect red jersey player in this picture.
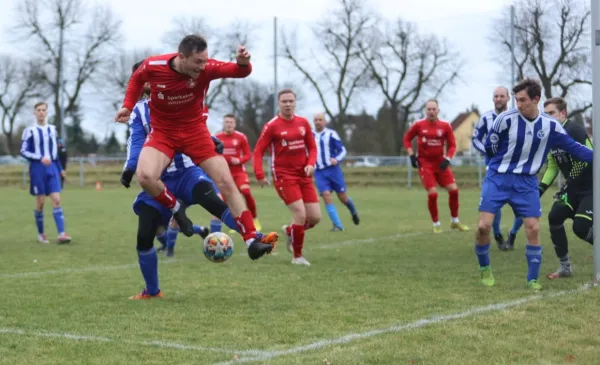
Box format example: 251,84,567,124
114,35,277,260
403,99,469,233
215,114,262,231
253,89,321,266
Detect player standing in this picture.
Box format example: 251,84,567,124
215,114,262,231
475,79,593,290
115,35,277,260
313,112,359,231
538,97,593,279
472,87,523,250
253,89,321,266
403,99,469,233
20,102,71,244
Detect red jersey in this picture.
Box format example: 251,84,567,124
121,53,252,132
253,115,317,180
214,130,251,174
403,119,456,161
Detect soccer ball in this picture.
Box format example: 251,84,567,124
202,232,234,263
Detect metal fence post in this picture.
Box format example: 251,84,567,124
79,158,84,188
406,156,412,189
22,164,27,188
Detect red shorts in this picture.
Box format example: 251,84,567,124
232,172,250,188
274,176,318,205
418,164,456,190
143,124,218,164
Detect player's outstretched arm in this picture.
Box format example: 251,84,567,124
206,46,252,81
116,62,148,122
252,123,273,183
121,107,146,188
19,128,42,162
550,126,593,164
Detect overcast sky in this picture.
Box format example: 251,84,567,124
0,0,515,144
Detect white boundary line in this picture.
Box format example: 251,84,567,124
0,328,270,357
212,284,594,364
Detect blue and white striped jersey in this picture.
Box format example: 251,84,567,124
20,123,64,170
485,108,593,175
472,109,498,155
313,128,347,170
124,99,196,176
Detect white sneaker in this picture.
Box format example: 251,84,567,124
291,256,311,266
282,225,292,253
37,234,49,244
57,233,72,244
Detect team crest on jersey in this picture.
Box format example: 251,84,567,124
299,127,306,136
489,133,499,143
187,78,196,88
536,130,546,139
437,129,443,136
422,136,427,142
282,139,288,146
472,129,479,137
157,92,164,100
233,140,238,146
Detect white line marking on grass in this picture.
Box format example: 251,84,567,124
0,328,270,357
213,284,594,364
0,259,182,279
318,232,424,249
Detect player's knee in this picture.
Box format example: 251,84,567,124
239,184,251,192
337,192,349,203
307,211,321,226
572,217,592,243
426,188,437,195
137,230,155,251
524,220,539,236
548,206,567,226
136,167,156,187
477,220,492,236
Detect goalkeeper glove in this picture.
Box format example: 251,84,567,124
440,158,450,170
553,184,569,202
409,155,419,168
538,182,549,197
120,169,135,188
212,136,224,154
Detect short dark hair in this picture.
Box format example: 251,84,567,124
223,114,236,120
543,97,568,112
425,99,439,106
34,101,47,109
277,88,296,100
132,60,144,74
178,35,208,57
512,78,542,100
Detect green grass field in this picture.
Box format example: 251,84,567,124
1,186,598,365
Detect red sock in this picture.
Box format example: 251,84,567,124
240,188,257,218
154,187,177,210
234,210,257,242
304,220,315,230
449,189,459,218
291,224,305,258
427,192,439,222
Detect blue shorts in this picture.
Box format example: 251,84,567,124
29,163,61,196
132,167,217,226
479,170,541,218
314,165,346,194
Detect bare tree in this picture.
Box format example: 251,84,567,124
493,0,591,116
162,16,258,109
358,19,462,154
12,0,122,135
0,56,46,155
282,0,375,139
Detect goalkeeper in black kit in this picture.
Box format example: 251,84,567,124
538,97,593,279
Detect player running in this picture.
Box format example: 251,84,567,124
472,86,523,250
215,114,262,232
403,99,469,233
313,112,359,231
475,79,593,290
253,89,321,266
538,97,593,280
20,101,71,244
115,35,277,260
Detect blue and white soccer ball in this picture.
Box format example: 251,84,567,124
202,232,234,263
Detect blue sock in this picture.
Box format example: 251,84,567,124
221,208,238,232
510,218,523,235
345,197,357,216
166,227,179,249
210,219,222,233
156,231,167,247
192,225,204,235
525,244,542,281
492,210,502,236
326,203,343,228
34,210,44,235
138,247,159,295
52,207,65,234
475,242,491,267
